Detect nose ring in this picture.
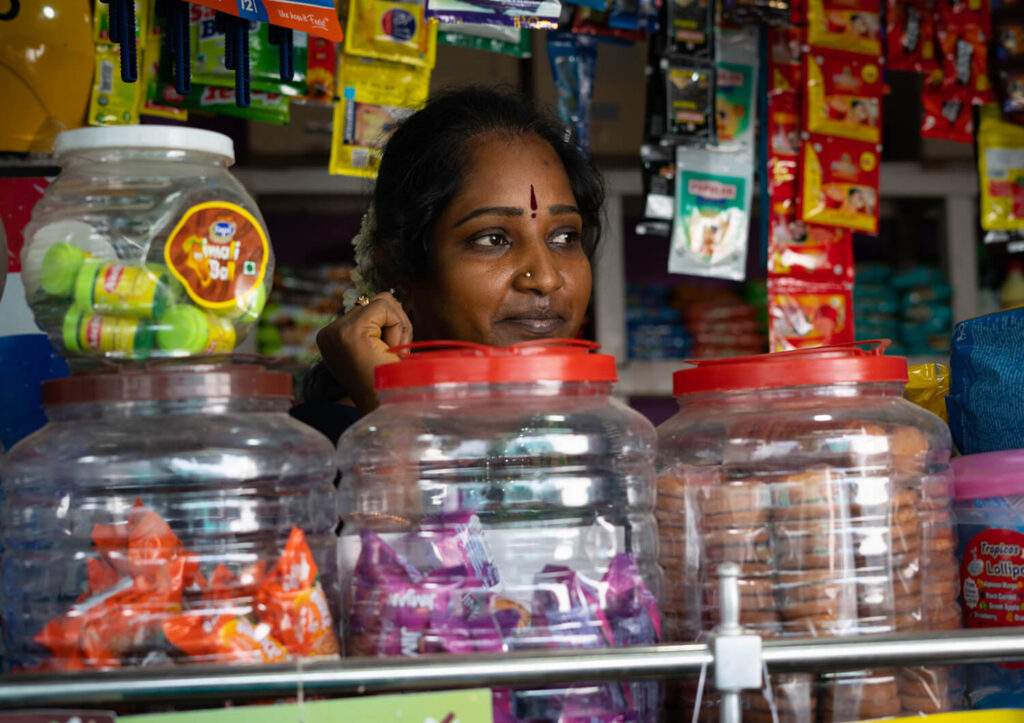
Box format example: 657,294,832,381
524,271,533,278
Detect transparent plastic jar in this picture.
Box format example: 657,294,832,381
0,364,340,671
21,126,272,365
337,341,661,723
655,343,959,723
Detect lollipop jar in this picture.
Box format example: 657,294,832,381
656,342,958,722
0,364,339,671
21,126,272,364
336,340,661,722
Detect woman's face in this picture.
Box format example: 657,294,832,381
410,133,592,346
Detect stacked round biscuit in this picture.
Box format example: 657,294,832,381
657,420,963,722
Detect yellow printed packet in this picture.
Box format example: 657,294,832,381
141,38,188,121
344,0,438,69
329,55,432,178
978,103,1024,233
906,362,950,423
93,0,148,47
89,44,146,126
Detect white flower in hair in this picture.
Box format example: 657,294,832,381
343,206,380,312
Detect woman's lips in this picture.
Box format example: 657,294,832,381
500,312,566,335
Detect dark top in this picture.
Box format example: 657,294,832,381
289,400,361,446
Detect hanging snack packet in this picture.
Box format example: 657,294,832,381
89,44,146,126
608,0,643,31
804,49,883,144
716,27,758,150
920,71,973,143
667,0,714,58
770,223,854,283
438,23,533,56
141,17,189,121
664,59,717,145
935,9,994,104
806,0,883,56
768,26,803,94
767,90,801,242
330,55,431,177
800,133,881,234
668,145,754,281
425,0,562,29
977,103,1024,239
768,277,854,351
722,0,793,25
886,0,938,72
345,0,438,68
182,86,291,123
637,144,676,236
192,8,310,96
303,36,338,103
571,6,647,41
547,33,598,151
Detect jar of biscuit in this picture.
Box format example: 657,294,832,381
336,341,661,723
656,342,959,722
21,126,271,365
0,364,340,671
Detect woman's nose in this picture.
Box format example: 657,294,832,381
513,240,563,295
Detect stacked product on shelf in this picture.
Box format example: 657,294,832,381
657,343,962,721
855,266,953,356
336,341,662,722
627,284,692,360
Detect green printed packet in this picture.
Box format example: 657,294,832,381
438,27,532,57
192,6,309,97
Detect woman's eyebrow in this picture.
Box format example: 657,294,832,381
549,204,581,216
454,206,523,226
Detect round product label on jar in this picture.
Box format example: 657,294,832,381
163,202,269,310
961,528,1024,628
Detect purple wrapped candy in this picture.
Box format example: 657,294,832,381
530,565,615,650
601,553,662,647
351,530,422,645
413,511,501,589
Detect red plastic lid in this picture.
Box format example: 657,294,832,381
375,339,618,390
672,340,908,397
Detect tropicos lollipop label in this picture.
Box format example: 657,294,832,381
164,201,269,310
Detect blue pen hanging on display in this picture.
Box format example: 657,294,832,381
164,0,192,95
268,24,295,82
100,0,138,82
223,14,252,107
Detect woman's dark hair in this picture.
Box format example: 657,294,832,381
362,85,605,296
302,86,605,403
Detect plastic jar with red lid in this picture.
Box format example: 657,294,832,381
0,364,340,671
336,340,661,722
655,342,959,722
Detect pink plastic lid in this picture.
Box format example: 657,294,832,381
952,449,1024,500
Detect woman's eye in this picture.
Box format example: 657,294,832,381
550,230,582,247
471,233,509,247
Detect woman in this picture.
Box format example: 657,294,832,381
293,87,605,442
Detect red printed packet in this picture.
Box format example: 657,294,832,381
800,133,881,234
806,0,883,56
770,223,855,283
768,91,800,229
769,26,803,94
804,48,884,143
769,277,854,351
303,37,337,103
921,72,974,143
256,527,340,658
936,9,996,104
887,0,938,71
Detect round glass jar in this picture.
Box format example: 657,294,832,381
656,343,958,722
337,341,661,722
0,364,339,671
21,126,272,365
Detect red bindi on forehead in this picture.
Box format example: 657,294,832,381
530,184,537,219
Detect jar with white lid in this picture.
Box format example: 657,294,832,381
21,126,272,365
656,342,960,722
336,340,661,722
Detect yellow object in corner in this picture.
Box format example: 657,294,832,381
906,362,950,423
882,712,1024,723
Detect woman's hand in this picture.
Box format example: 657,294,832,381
316,292,413,416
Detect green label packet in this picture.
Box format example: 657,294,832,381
192,9,309,97
121,689,494,723
438,28,532,57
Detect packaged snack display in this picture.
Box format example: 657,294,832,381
954,451,1024,709
800,133,881,234
768,276,854,349
806,0,883,56
906,362,950,423
803,49,883,144
345,0,438,68
89,43,146,126
920,72,974,144
425,0,562,29
664,60,717,145
769,26,803,95
303,36,338,102
637,144,676,237
935,7,994,105
657,342,962,721
438,24,533,56
978,104,1024,238
329,55,432,178
21,126,272,365
717,27,759,151
0,364,340,670
667,0,715,58
547,33,598,151
336,341,661,722
886,0,938,72
669,145,754,281
948,306,1024,455
770,223,854,284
